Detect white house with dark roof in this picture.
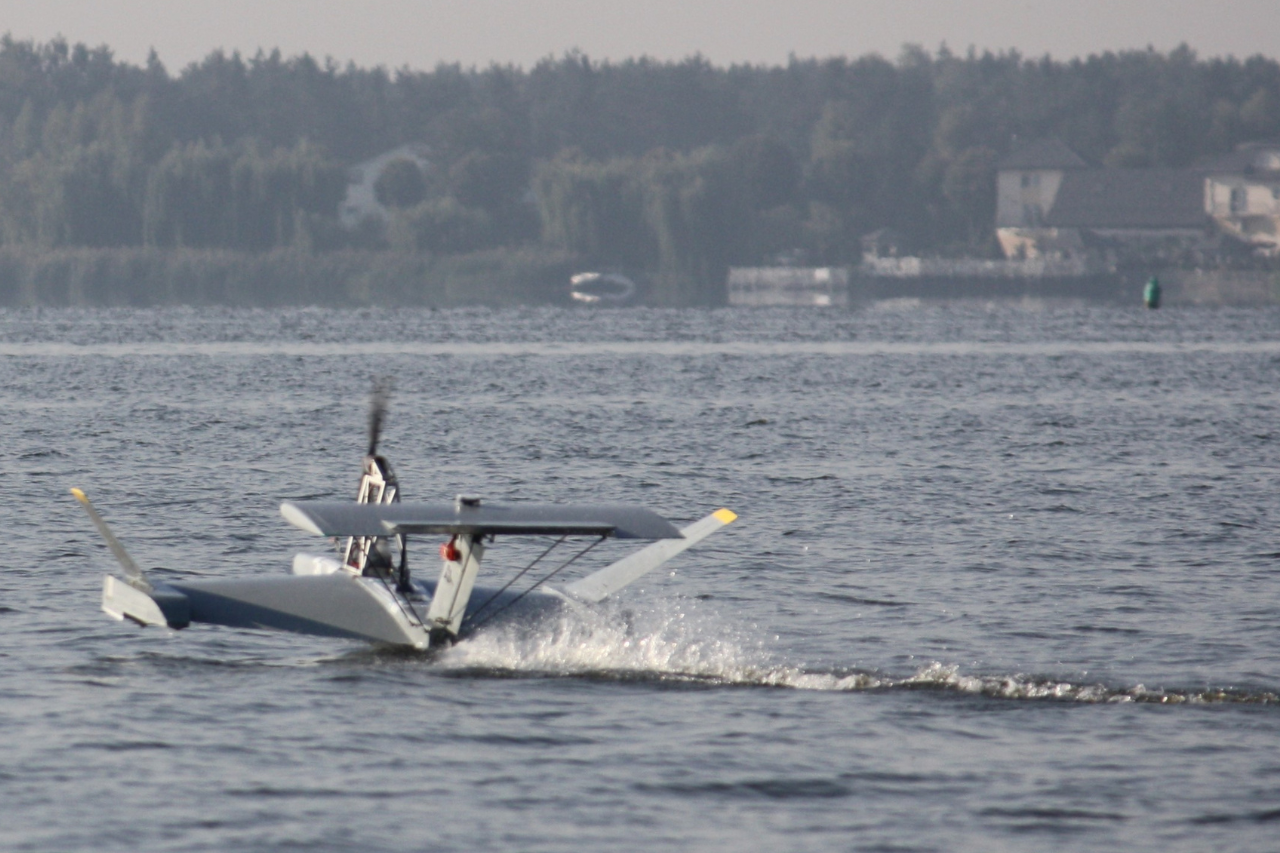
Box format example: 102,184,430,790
996,139,1209,259
1200,143,1280,253
995,138,1087,230
997,138,1280,259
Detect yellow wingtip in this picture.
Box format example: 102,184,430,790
713,508,737,524
70,487,88,503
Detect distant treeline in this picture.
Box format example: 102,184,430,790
0,37,1277,304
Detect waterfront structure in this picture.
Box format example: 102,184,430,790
1201,143,1280,254
996,139,1280,260
995,139,1208,259
726,267,849,306
995,138,1088,232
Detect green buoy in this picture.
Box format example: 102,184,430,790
1143,276,1161,309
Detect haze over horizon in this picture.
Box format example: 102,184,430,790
2,0,1278,72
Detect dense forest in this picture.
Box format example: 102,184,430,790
0,37,1277,305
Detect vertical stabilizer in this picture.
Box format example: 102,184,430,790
71,488,152,593
560,508,737,603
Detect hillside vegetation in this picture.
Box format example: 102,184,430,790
0,38,1276,304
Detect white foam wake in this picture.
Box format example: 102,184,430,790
434,598,1277,704
439,596,768,682
894,663,1278,704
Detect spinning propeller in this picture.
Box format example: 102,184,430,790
367,376,393,457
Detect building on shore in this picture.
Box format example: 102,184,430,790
726,267,849,306
728,139,1280,307
1201,144,1280,254
727,256,1123,305
995,138,1280,260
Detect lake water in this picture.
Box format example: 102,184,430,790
2,302,1279,851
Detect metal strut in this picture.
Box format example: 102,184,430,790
465,535,567,625
425,532,485,644
465,536,607,633
343,454,399,576
345,453,430,634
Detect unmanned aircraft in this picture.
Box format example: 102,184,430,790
73,385,735,650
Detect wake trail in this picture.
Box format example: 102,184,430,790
433,597,1279,705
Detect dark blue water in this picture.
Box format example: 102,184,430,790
3,303,1279,851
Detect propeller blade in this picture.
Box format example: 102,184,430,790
367,377,393,456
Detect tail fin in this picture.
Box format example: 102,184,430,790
70,488,151,593
560,508,736,603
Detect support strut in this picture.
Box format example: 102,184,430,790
425,533,485,643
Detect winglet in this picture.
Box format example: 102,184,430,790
713,508,737,524
70,488,151,592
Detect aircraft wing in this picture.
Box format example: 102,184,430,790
280,500,683,540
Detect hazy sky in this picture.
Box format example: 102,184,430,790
2,0,1278,71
